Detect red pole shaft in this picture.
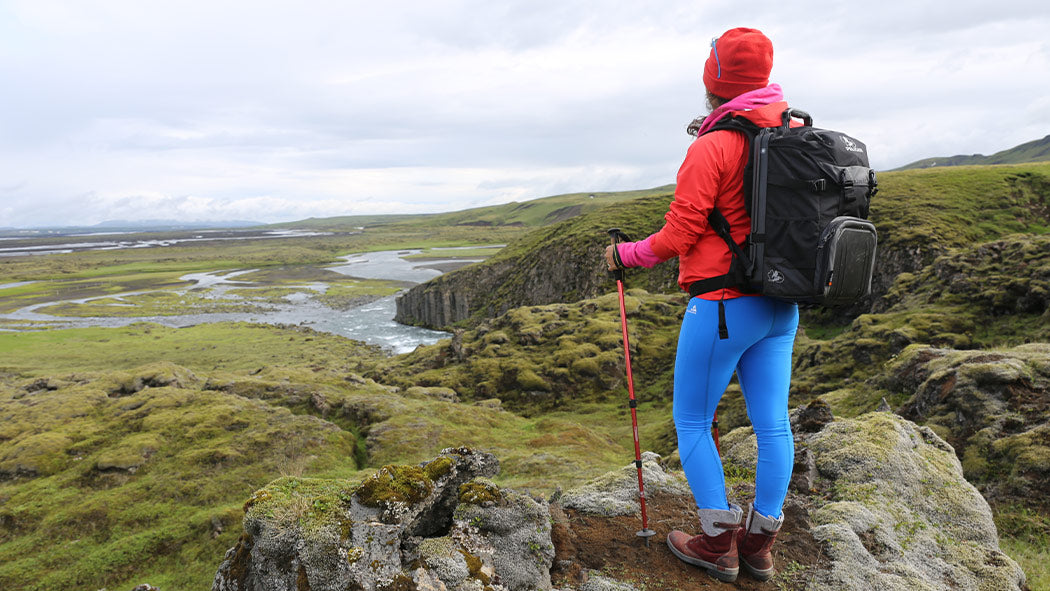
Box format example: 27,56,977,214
616,278,650,531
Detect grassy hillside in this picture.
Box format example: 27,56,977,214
391,162,1050,332
270,186,675,232
894,134,1050,170
872,163,1050,247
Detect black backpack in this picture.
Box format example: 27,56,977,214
689,108,879,337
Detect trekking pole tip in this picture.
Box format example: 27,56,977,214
637,528,656,547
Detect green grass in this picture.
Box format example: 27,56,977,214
0,322,384,376
0,375,363,591
1001,537,1049,591
268,185,675,232
400,245,506,259
995,504,1050,591
893,134,1050,170
871,163,1050,250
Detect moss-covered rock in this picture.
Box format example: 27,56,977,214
559,451,689,517
213,448,557,591
885,344,1050,514
719,413,1026,590
453,487,555,591
372,290,684,414
804,413,1025,590
356,464,435,511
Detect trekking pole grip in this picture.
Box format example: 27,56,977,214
606,228,631,281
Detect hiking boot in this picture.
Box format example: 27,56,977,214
666,504,743,582
736,504,784,581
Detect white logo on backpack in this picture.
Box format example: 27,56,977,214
842,136,864,154
767,268,785,284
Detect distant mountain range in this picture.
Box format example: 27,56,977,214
893,134,1050,170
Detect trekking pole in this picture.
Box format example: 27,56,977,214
607,228,657,546
713,411,721,456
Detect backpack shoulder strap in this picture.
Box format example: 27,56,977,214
688,208,752,299
702,114,762,138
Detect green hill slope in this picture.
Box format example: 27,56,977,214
270,186,675,231
894,134,1050,170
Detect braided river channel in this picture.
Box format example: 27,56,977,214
0,249,479,354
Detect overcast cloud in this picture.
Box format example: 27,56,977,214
1,0,1049,227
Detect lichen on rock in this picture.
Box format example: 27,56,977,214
889,343,1050,509
559,451,689,517
803,413,1026,590
212,447,559,591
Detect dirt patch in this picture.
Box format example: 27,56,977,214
544,205,584,225
551,491,825,590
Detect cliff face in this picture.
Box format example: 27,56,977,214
394,195,680,330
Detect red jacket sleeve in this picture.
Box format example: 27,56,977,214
648,133,731,260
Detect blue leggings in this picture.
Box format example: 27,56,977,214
674,296,798,519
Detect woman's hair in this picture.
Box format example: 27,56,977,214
706,90,730,111
686,90,732,136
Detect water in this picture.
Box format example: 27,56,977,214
0,250,482,354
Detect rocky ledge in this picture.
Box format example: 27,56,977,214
212,411,1024,591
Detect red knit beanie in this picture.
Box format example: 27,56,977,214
703,27,773,99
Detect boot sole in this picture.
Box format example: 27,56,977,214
666,537,739,582
741,558,775,581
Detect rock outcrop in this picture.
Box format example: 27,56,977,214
211,447,553,591
214,414,1024,591
887,344,1050,509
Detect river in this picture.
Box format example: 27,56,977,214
0,249,482,354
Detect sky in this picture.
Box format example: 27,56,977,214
1,0,1049,228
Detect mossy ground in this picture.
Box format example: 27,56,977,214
0,373,360,591
0,322,655,589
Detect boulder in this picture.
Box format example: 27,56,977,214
721,412,1026,591
211,447,554,591
559,451,689,517
214,414,1026,591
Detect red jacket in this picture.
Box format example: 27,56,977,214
649,101,790,299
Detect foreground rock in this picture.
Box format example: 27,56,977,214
720,411,1025,590
211,447,553,591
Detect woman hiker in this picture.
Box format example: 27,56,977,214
604,27,797,583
